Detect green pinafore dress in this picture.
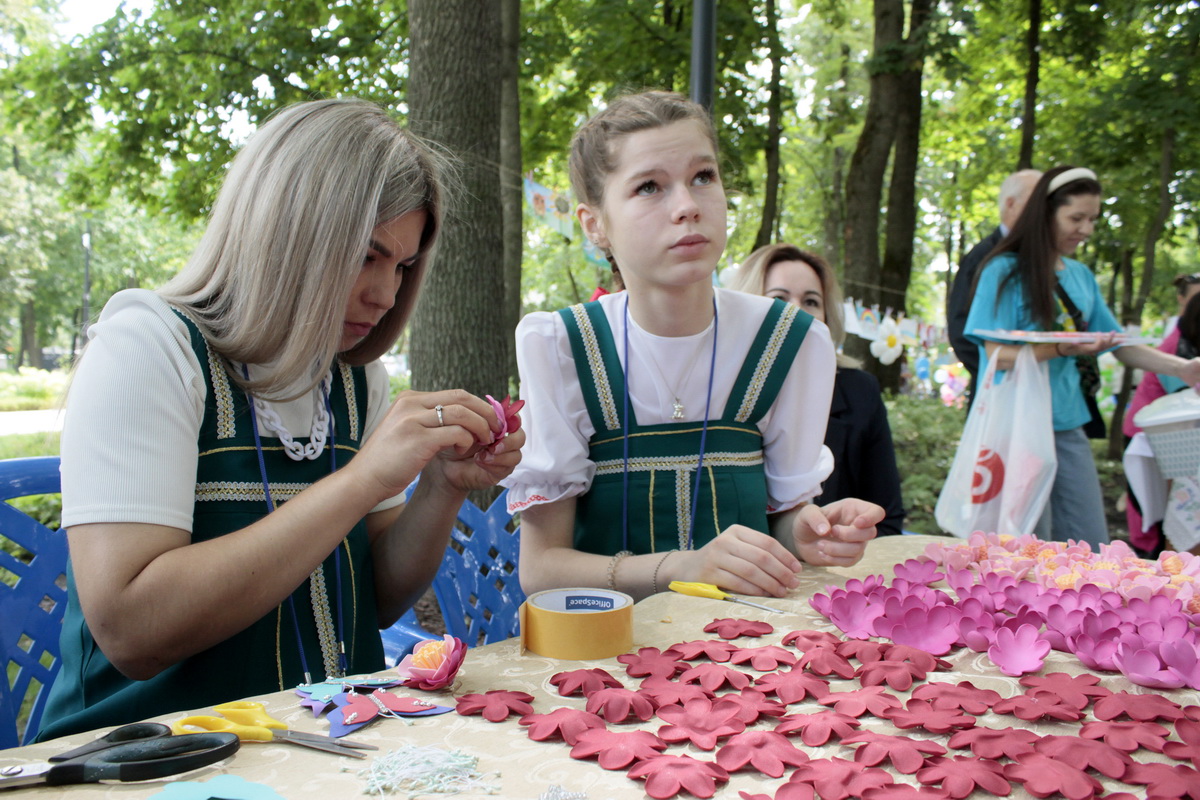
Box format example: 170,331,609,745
559,298,811,555
37,312,384,741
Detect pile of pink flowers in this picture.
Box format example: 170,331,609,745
809,532,1200,690
928,532,1200,612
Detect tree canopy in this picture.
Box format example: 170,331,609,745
1,0,1198,380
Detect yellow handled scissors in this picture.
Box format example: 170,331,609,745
668,581,783,614
171,701,377,758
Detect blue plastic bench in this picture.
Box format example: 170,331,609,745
0,456,66,748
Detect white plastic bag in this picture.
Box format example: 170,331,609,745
935,345,1057,538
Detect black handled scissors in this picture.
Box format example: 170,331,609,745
0,722,239,790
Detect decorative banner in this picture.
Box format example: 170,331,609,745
858,305,881,341
842,300,861,336
583,237,609,268
524,178,575,240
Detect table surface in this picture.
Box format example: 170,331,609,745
5,534,1198,799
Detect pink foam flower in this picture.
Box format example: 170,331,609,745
956,608,995,653
1161,638,1200,690
809,591,833,617
1115,643,1190,690
892,558,944,585
840,574,888,595
1120,572,1172,603
1043,604,1087,651
395,634,466,690
940,563,979,594
825,590,885,639
997,606,1046,634
874,603,962,656
1127,593,1187,624
954,584,999,613
484,394,524,437
1072,631,1120,672
987,624,1049,676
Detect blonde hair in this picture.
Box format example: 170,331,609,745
159,99,447,400
568,90,718,208
729,243,858,368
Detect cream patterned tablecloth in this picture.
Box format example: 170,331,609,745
5,534,1198,798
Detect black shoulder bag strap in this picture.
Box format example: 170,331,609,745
1054,282,1107,439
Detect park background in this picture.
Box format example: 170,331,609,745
1,0,1198,551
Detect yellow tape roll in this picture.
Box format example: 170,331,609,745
520,588,634,660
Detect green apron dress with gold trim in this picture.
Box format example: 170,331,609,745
559,298,811,556
37,312,384,741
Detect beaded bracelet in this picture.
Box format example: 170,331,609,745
607,550,633,591
651,550,676,595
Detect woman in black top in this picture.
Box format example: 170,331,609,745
730,244,906,536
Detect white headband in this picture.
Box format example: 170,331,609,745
1047,167,1098,195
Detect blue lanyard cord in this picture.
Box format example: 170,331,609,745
241,364,345,683
324,387,348,675
688,299,718,550
622,296,718,552
621,297,632,552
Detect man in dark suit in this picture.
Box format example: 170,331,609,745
946,169,1042,408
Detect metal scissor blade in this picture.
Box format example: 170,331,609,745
274,729,377,750
0,762,52,789
730,596,784,614
271,731,369,758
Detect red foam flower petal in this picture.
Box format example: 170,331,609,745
715,730,810,777
549,667,622,697
454,690,534,722
519,707,605,744
704,617,775,639
627,754,730,800
570,727,667,770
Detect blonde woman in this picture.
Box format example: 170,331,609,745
728,244,905,537
38,99,525,740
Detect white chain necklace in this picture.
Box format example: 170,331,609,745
247,371,332,461
633,322,714,421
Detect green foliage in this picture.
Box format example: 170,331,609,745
0,430,60,460
387,371,411,401
8,492,59,530
4,0,414,218
885,392,961,535
0,367,67,411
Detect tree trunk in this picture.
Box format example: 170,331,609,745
19,300,37,370
1017,0,1041,170
752,0,782,251
499,0,523,392
1104,247,1132,460
1113,128,1178,460
1134,129,1176,319
407,0,506,403
842,0,904,370
821,44,852,273
877,0,930,390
